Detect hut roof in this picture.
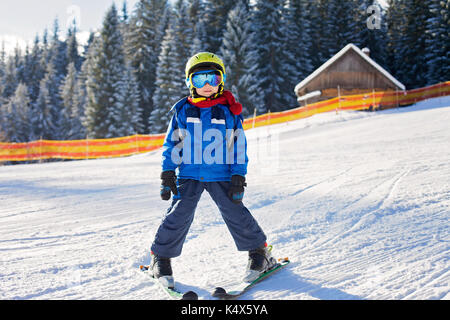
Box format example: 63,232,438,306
294,43,406,93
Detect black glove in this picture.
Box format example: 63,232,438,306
228,175,247,204
160,171,178,201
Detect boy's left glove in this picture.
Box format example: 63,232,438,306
228,175,247,204
160,170,178,201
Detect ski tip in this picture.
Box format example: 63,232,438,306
278,257,289,263
182,291,198,300
212,287,227,298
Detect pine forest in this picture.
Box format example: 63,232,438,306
0,0,448,143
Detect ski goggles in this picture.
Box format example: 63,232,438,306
186,70,225,89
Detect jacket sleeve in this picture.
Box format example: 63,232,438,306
161,111,181,172
230,114,248,177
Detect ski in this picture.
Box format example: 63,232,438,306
212,257,290,300
139,265,198,300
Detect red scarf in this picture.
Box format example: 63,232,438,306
187,90,243,116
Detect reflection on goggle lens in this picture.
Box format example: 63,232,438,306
191,70,222,88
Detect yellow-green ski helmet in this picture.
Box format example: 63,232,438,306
185,52,227,89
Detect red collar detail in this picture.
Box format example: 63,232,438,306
188,90,243,115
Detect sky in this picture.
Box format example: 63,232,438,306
0,0,139,54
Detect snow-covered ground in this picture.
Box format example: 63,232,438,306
1,96,449,300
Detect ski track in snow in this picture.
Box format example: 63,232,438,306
0,96,449,300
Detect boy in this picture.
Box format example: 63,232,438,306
150,52,275,288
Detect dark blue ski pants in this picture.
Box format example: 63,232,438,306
151,179,267,258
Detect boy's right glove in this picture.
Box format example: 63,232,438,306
228,175,247,204
160,170,178,201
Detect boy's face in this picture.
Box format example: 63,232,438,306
195,83,219,98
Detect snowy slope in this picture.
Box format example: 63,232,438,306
1,96,449,300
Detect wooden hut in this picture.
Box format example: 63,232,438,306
295,43,405,107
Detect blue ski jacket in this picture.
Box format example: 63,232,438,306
161,97,248,182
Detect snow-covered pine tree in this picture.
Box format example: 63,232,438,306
32,83,51,141
187,0,204,22
288,0,314,79
59,62,76,139
219,0,262,117
149,24,181,133
74,45,94,140
3,83,32,142
321,0,360,59
425,0,450,85
385,0,405,76
0,43,7,140
280,0,313,108
1,89,18,142
171,0,193,61
119,1,131,52
0,41,4,77
251,0,288,113
0,42,6,104
0,103,6,141
82,37,101,139
82,32,96,57
202,0,236,53
66,23,82,72
190,18,209,54
24,23,68,141
121,0,129,23
33,62,64,140
188,0,208,54
389,0,432,89
124,0,168,133
60,62,85,140
12,46,25,87
49,18,69,79
84,4,130,138
39,28,52,72
112,63,143,137
1,54,19,102
307,0,327,69
1,47,9,141
150,0,192,133
24,36,46,102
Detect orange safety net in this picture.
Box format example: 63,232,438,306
0,134,165,161
242,81,450,130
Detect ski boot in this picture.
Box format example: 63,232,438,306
151,252,174,289
243,243,277,283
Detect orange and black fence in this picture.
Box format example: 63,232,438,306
0,134,165,162
243,81,450,130
1,81,449,162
